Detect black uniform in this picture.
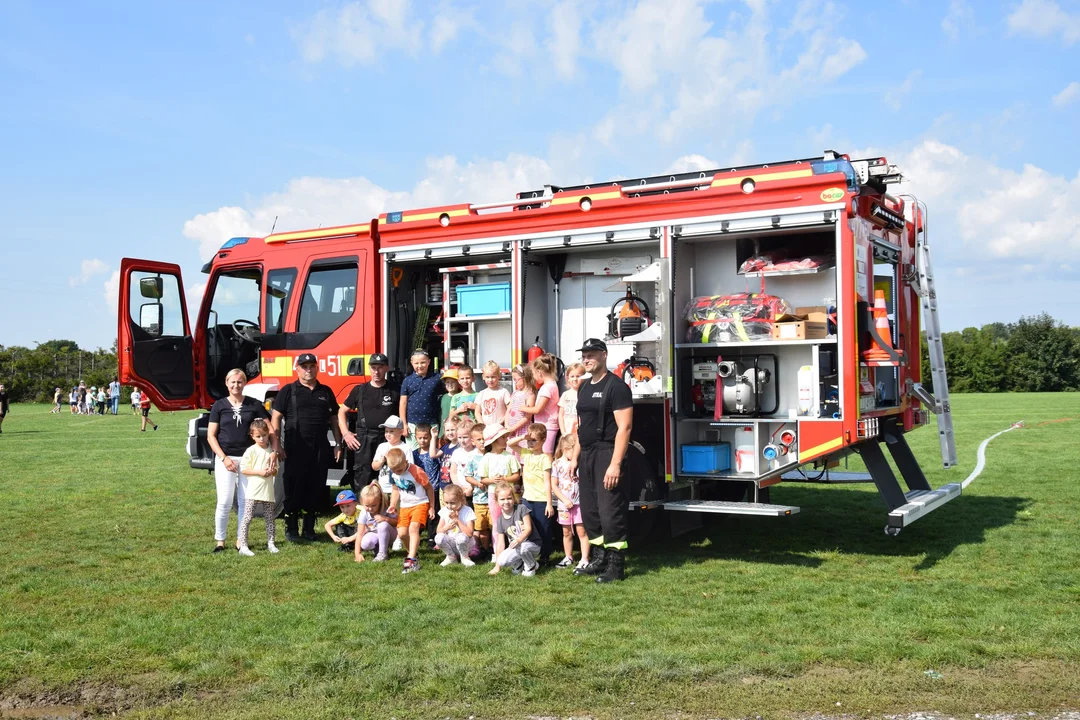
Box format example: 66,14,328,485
576,372,634,549
273,380,339,515
343,382,399,491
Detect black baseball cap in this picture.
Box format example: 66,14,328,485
577,338,608,353
369,353,389,366
296,353,318,367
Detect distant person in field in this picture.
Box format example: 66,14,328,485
130,388,140,415
52,387,62,413
0,383,9,434
70,387,78,414
139,390,157,432
109,377,121,415
207,368,276,554
95,386,106,415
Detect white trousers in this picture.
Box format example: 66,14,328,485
497,541,540,570
213,456,247,542
435,531,475,559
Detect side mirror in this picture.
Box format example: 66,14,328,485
139,277,163,300
140,302,164,338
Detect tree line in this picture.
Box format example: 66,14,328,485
0,340,122,403
1,313,1076,403
920,313,1080,393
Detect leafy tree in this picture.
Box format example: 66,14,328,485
1005,313,1079,392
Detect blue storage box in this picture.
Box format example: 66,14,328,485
680,443,731,474
457,282,511,316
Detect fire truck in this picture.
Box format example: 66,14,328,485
119,150,958,535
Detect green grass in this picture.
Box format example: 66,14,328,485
1,395,1078,718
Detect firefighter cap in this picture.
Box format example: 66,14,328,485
295,353,318,367
368,353,389,366
577,338,608,353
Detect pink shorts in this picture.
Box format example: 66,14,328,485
557,504,582,526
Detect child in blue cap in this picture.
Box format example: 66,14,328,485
325,490,362,552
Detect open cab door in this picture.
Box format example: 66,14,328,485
118,259,199,410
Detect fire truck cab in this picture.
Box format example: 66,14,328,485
119,151,957,534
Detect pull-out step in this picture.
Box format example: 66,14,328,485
781,469,874,483
663,499,800,517
886,483,961,533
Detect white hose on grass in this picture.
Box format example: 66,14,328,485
961,421,1024,491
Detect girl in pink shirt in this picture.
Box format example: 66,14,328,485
523,354,560,454
504,365,534,460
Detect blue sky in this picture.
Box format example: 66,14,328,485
1,0,1078,350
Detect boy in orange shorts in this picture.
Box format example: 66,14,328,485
386,447,435,574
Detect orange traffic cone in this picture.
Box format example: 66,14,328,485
862,289,904,362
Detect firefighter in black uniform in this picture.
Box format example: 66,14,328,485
574,338,634,583
338,353,399,492
271,353,343,542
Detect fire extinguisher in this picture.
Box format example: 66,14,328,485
527,337,545,363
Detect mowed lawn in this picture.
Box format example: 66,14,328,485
0,395,1078,719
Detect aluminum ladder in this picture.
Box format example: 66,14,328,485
902,196,957,470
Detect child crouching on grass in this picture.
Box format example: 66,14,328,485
435,485,476,566
551,434,588,570
387,448,435,574
490,481,541,577
354,483,397,563
325,489,362,552
237,419,277,556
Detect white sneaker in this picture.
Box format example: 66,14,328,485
440,556,458,567
522,560,538,577
391,538,403,552
460,555,476,567
267,543,279,554
239,546,255,557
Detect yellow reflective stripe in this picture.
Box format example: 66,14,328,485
550,190,622,206
397,208,472,224
589,536,605,546
261,356,293,377
710,168,814,188
800,436,844,461
265,224,369,243
604,541,628,550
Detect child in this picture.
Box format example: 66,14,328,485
96,386,107,415
508,423,554,563
448,364,477,424
475,360,512,426
354,483,398,562
435,485,476,566
464,423,488,548
386,448,435,573
139,391,158,432
558,362,585,437
435,422,458,496
325,489,363,552
490,481,541,577
504,364,535,456
399,349,445,448
372,414,414,502
551,434,588,569
440,368,461,429
478,423,521,564
129,388,140,415
237,418,278,556
523,354,560,454
449,417,480,499
414,423,442,546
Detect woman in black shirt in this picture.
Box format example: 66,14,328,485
207,369,277,553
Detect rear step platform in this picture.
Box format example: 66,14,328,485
886,483,961,534
662,499,800,517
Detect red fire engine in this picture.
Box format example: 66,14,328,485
119,151,957,534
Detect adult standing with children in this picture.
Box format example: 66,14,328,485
574,338,633,583
272,353,343,542
206,368,277,553
339,353,398,492
108,377,121,415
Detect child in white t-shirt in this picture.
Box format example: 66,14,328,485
475,360,512,426
237,419,278,556
387,448,434,574
558,362,585,437
371,414,415,500
435,484,477,566
354,482,398,562
449,417,480,498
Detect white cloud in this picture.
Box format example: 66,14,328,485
104,270,120,313
182,153,561,261
1052,81,1080,107
667,154,719,173
894,140,1080,262
291,0,424,66
491,22,538,77
70,258,109,287
1006,0,1080,45
941,0,974,39
547,1,582,80
430,7,472,54
884,69,922,111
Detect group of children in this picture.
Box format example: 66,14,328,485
319,352,592,576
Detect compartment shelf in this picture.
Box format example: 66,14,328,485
738,261,835,278
447,313,511,322
676,338,836,349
